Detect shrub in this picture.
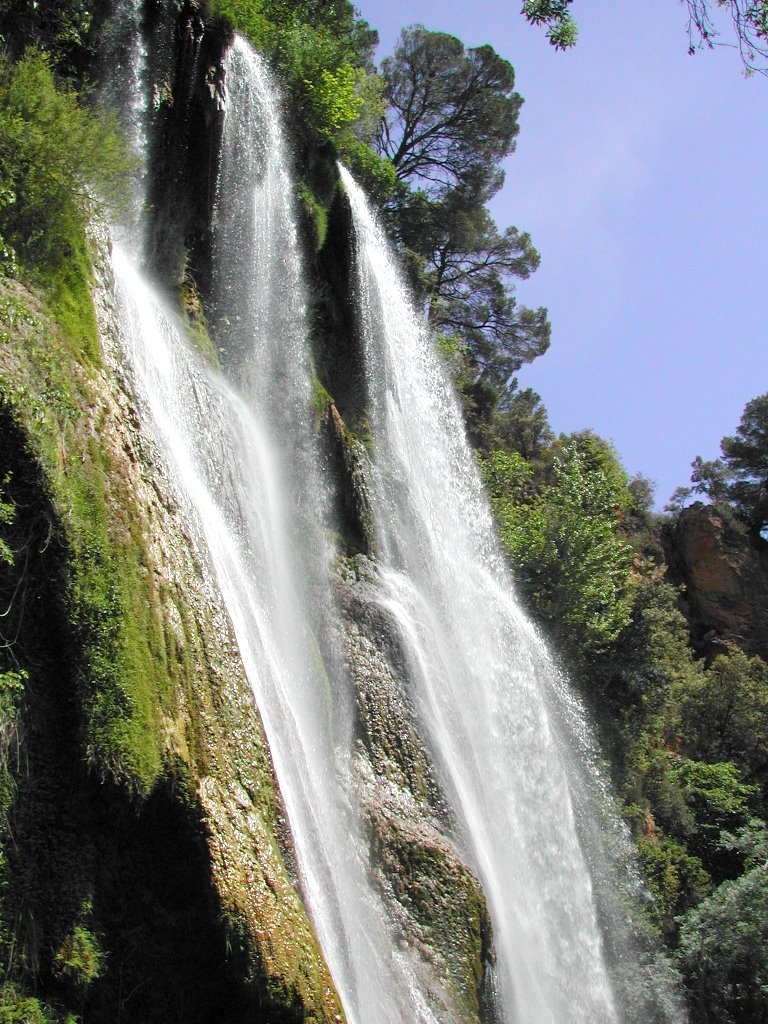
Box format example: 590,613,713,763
676,864,768,1024
0,49,133,350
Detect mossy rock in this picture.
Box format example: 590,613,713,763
0,252,344,1023
336,554,493,1023
367,798,493,1024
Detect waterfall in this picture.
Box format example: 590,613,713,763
98,0,148,242
100,2,683,1017
109,32,445,1024
340,163,651,1024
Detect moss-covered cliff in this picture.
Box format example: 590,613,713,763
0,244,343,1022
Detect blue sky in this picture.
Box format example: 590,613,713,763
355,0,768,506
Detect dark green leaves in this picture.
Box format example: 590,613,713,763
379,25,521,195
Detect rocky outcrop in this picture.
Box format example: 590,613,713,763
664,502,768,659
337,554,494,1024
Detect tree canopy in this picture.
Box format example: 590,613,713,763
376,26,550,423
721,393,768,529
668,392,768,532
378,25,522,194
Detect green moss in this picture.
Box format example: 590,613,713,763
310,372,334,423
41,230,99,362
0,284,165,795
178,278,220,368
0,276,345,1024
370,810,491,1023
298,184,329,251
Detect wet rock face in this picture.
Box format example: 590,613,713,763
664,503,768,658
336,554,494,1024
142,0,231,294
312,190,371,433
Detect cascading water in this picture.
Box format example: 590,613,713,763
98,0,148,241
339,163,676,1024
109,32,446,1024
101,0,682,1016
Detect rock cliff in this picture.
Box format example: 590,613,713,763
664,502,768,660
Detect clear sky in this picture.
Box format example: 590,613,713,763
354,0,768,507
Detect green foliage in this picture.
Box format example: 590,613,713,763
0,473,15,566
689,455,732,502
53,923,103,990
341,141,397,204
0,49,133,354
720,392,768,530
376,25,549,426
303,62,362,137
615,572,703,722
487,441,634,658
675,650,768,800
0,188,17,279
0,983,60,1024
478,449,533,504
645,754,757,880
671,391,768,530
208,0,380,145
410,192,550,391
0,0,96,70
676,863,768,1024
636,831,710,932
495,386,554,463
522,0,578,48
523,1,768,75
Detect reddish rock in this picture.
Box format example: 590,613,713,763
664,503,768,659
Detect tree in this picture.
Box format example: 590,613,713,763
485,439,635,658
689,455,732,501
376,26,550,422
522,1,578,49
495,386,554,462
676,864,768,1023
0,49,132,274
377,25,522,195
397,188,550,390
684,0,768,75
523,0,768,76
0,0,96,72
720,393,768,531
667,394,768,530
675,650,768,796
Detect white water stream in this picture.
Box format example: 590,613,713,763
110,34,440,1024
341,164,622,1024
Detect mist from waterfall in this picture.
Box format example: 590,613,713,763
339,163,686,1024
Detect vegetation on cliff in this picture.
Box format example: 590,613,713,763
0,9,346,1022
